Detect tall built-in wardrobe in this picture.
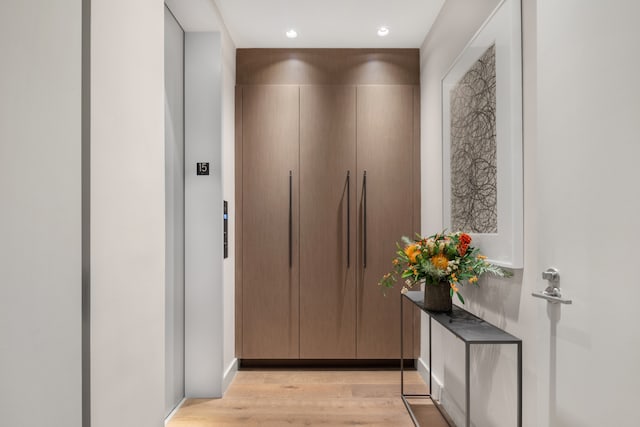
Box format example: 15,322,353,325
235,49,421,361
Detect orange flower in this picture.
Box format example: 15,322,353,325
450,282,459,293
469,276,478,284
404,244,420,264
430,253,448,270
477,255,487,260
393,259,400,266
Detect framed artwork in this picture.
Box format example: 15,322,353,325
442,0,523,268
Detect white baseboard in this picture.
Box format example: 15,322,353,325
440,388,466,427
164,397,186,426
416,357,443,402
222,358,238,395
417,357,467,426
165,359,238,425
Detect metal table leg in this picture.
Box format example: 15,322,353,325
517,342,522,427
429,316,432,397
400,293,404,396
465,343,471,427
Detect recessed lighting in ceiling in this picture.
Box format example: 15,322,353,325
377,26,390,37
285,29,298,39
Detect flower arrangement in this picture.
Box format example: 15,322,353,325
379,231,512,304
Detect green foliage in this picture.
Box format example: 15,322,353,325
379,230,513,304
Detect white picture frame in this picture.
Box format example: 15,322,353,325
442,0,523,269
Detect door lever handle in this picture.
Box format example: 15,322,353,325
541,268,559,282
533,267,572,304
531,291,572,304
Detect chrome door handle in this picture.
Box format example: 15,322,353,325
541,268,559,282
533,267,572,304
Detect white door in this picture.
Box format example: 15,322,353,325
535,1,640,426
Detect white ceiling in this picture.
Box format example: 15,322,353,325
212,0,446,48
166,0,226,32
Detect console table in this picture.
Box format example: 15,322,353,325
401,291,522,427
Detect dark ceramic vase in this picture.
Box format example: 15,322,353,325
424,280,452,312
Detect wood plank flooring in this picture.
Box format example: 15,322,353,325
167,370,449,427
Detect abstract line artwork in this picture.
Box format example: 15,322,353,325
442,0,523,267
449,44,497,233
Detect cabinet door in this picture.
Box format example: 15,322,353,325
299,86,357,358
356,85,416,359
241,85,300,358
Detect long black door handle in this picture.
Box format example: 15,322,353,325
289,170,293,268
363,170,367,269
347,171,350,268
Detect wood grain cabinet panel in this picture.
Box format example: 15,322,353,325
241,85,300,358
235,54,421,361
356,85,416,359
299,86,357,358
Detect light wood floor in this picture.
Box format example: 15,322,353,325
167,370,449,427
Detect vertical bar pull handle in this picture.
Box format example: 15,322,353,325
363,170,367,269
347,171,350,268
289,170,293,268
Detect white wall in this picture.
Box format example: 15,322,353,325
420,1,538,426
91,1,166,426
165,0,237,397
219,9,237,391
164,6,185,416
184,31,224,397
0,1,82,426
420,0,529,426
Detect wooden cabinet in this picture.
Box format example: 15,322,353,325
299,86,357,358
240,85,300,358
356,85,416,358
235,49,420,362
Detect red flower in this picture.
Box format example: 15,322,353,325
457,233,472,256
459,233,472,245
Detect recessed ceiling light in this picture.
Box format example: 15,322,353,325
286,29,298,39
377,26,390,37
